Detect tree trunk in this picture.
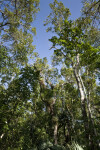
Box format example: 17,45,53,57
72,53,100,148
54,123,58,145
72,53,94,148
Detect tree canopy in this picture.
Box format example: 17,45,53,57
0,0,100,150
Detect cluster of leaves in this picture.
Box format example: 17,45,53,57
0,0,39,83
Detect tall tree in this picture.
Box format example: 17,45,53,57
0,0,39,83
45,0,100,149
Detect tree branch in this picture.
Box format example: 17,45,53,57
50,46,73,64
85,0,100,15
0,22,10,28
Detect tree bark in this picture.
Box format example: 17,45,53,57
54,123,58,145
74,67,90,140
72,53,92,148
72,53,100,149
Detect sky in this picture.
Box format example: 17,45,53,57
32,0,83,65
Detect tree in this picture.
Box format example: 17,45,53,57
81,0,100,27
45,0,100,149
76,0,100,48
0,0,39,84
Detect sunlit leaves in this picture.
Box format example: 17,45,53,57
44,0,71,32
0,0,40,84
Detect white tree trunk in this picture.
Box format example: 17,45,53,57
72,53,99,148
54,123,58,145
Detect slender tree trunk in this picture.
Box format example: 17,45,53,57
72,53,100,149
74,68,90,140
72,54,92,148
54,123,58,145
51,98,58,145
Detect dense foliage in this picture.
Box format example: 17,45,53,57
0,0,100,149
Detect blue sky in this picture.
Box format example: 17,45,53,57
32,0,82,65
